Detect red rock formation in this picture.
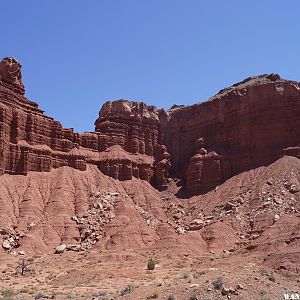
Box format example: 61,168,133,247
1,57,300,277
95,100,161,155
164,74,300,194
0,57,25,95
0,59,171,186
186,138,222,195
2,57,300,196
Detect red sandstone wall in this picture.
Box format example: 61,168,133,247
163,75,300,194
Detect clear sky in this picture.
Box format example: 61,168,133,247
1,0,299,132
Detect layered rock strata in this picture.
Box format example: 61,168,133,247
1,57,300,195
0,58,170,187
164,74,300,194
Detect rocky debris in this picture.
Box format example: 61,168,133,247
274,213,280,221
135,205,158,229
168,203,186,225
66,244,81,251
71,190,118,250
1,226,25,252
175,226,185,234
186,218,205,231
221,286,239,296
2,240,11,250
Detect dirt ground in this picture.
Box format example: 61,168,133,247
0,248,299,300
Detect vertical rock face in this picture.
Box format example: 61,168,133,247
1,57,300,195
0,61,172,188
186,138,222,195
95,100,161,155
164,74,300,194
94,100,171,188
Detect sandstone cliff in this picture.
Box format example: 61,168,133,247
1,57,300,196
0,58,299,276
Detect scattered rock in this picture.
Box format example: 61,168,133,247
2,240,11,250
273,196,283,205
55,244,67,254
274,214,280,221
237,283,244,290
221,287,231,295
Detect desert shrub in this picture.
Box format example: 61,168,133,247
167,295,176,300
16,258,32,275
1,288,15,299
34,291,48,299
147,259,156,270
194,269,210,278
260,269,275,282
189,294,198,300
212,276,223,290
120,284,135,296
18,287,29,294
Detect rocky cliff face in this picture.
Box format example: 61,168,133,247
1,57,300,196
164,74,300,194
0,58,300,277
0,59,171,189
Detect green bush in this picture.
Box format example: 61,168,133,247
147,259,156,270
212,276,223,290
120,284,135,296
1,288,14,299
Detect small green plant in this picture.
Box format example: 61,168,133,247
18,287,30,294
259,269,275,282
189,294,198,300
167,295,176,300
120,284,135,296
1,288,15,299
147,258,156,270
34,291,48,299
66,269,77,273
211,276,223,290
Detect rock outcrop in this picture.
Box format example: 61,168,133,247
95,100,161,155
0,57,25,95
0,59,171,188
186,138,222,195
164,74,300,194
1,57,300,196
0,57,300,277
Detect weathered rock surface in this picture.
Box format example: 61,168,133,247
0,57,25,95
186,138,222,195
0,58,300,275
0,58,171,187
165,74,300,194
2,59,300,195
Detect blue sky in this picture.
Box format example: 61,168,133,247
1,1,299,132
